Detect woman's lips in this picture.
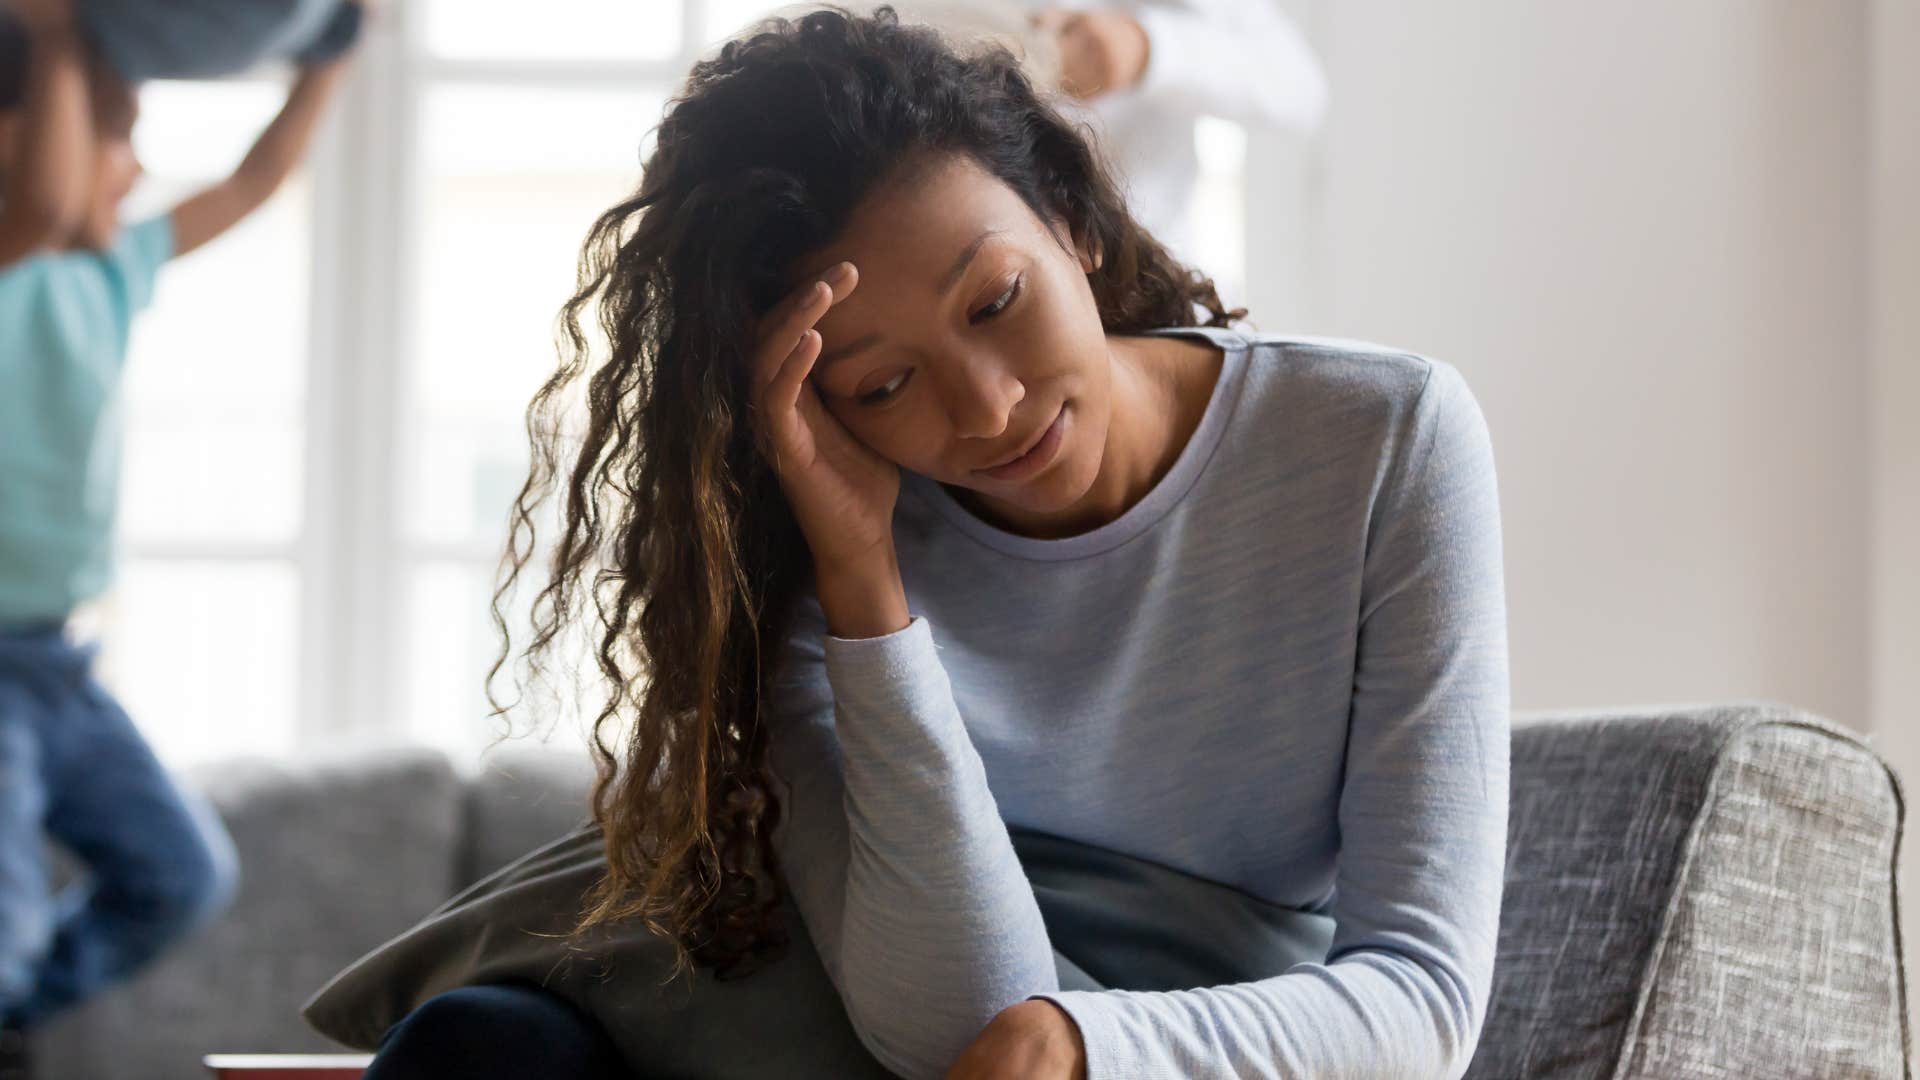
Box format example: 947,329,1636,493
976,403,1067,482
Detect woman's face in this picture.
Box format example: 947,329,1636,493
793,153,1112,524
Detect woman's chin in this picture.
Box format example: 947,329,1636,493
962,451,1099,520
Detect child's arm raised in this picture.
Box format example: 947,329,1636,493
168,54,353,259
0,0,92,267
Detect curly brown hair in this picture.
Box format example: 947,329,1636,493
488,3,1248,984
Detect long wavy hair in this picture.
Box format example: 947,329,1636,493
488,3,1247,983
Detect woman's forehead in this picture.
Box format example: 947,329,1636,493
797,158,1044,288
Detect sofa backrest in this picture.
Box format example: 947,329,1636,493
457,742,598,888
35,746,466,1080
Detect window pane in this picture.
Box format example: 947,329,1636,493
704,0,794,44
120,418,304,544
424,0,681,62
121,81,309,544
1192,116,1248,308
410,85,661,548
407,561,588,767
93,560,299,767
129,81,297,191
406,562,498,765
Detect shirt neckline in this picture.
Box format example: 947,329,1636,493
902,324,1254,562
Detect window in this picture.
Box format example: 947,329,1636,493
102,1,1251,769
103,81,309,765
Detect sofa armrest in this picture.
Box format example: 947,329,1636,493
1467,703,1909,1079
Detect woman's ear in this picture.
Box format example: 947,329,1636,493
1075,227,1104,273
1051,214,1104,274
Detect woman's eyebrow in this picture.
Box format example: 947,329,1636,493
935,228,1006,295
816,228,1007,372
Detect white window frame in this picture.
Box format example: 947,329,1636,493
294,0,706,746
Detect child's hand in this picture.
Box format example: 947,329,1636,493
293,0,376,70
1029,7,1150,101
748,261,903,573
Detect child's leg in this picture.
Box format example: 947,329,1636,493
0,642,57,1024
6,636,239,1026
362,983,633,1080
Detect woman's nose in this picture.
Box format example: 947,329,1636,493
943,356,1027,441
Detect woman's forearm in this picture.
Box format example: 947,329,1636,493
815,548,910,640
805,614,1061,1078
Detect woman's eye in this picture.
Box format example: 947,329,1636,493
971,275,1023,324
856,371,910,406
850,278,1021,406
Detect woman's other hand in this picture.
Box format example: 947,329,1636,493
944,999,1089,1080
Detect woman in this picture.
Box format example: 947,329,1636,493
317,6,1510,1078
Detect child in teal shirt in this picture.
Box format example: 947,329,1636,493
0,0,359,1070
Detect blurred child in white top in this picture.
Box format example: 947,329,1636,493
1029,1,1327,263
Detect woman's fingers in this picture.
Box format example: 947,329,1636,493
753,264,856,387
750,263,858,449
762,326,821,448
753,286,828,444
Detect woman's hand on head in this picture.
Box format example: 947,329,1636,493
749,261,902,572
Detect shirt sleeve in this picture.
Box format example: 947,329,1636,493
1031,360,1511,1080
106,214,175,318
764,601,1062,1080
1129,0,1329,133
26,215,174,365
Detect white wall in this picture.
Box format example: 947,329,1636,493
1244,0,1876,729
1871,0,1920,793
1870,0,1920,1044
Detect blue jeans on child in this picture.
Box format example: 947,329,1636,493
0,622,240,1029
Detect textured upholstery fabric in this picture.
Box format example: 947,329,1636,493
457,743,596,887
34,748,463,1080
1467,705,1909,1079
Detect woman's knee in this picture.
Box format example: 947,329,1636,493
363,983,631,1080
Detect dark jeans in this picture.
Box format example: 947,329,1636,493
363,982,633,1080
0,623,239,1028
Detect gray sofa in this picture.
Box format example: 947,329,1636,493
33,703,1911,1079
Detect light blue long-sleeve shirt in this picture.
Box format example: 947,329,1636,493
765,324,1511,1079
